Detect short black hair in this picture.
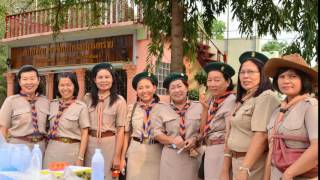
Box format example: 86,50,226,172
236,59,273,102
272,67,313,94
56,72,79,98
14,65,43,95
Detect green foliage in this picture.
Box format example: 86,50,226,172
233,0,317,64
188,88,199,101
212,20,226,40
194,69,207,86
262,40,287,53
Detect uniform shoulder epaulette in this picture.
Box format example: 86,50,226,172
50,99,59,103
10,94,21,99
305,97,318,106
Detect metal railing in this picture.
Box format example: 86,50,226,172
4,0,143,39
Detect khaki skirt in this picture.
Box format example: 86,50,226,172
43,140,80,168
204,144,226,180
8,137,46,155
232,152,267,180
126,140,162,180
84,135,116,180
160,146,201,180
271,166,318,180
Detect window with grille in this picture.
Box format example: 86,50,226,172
155,62,170,95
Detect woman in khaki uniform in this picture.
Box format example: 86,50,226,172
199,62,237,180
43,72,90,168
263,54,318,180
153,72,202,180
120,71,163,180
0,65,49,154
223,51,280,180
83,63,127,180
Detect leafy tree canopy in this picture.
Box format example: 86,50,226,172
262,40,287,53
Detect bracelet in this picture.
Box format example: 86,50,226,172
238,166,250,176
223,153,232,158
78,156,84,161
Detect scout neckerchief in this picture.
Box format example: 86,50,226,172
20,91,40,136
204,91,234,137
170,100,191,140
138,99,156,142
96,94,109,142
232,86,259,117
264,94,308,179
48,98,75,139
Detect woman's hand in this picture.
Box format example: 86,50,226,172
199,94,209,109
184,137,196,150
281,171,294,180
75,159,83,166
112,155,121,170
235,170,249,180
119,158,126,172
172,136,185,149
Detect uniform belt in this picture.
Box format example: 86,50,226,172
14,135,45,143
88,130,115,138
51,137,80,143
230,150,246,158
205,138,225,146
132,137,159,144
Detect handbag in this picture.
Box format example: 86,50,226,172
198,152,205,179
272,133,318,178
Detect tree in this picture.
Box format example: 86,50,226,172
212,20,226,40
262,40,287,53
1,0,318,71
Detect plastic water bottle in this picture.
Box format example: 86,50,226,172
91,149,105,180
30,144,43,171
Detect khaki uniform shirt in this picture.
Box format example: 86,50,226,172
83,94,127,133
152,101,202,140
207,94,237,140
0,94,49,137
49,99,90,140
125,103,164,138
267,97,318,149
228,90,280,152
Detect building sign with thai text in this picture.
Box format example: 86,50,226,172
11,34,133,69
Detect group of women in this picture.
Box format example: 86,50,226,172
0,51,317,180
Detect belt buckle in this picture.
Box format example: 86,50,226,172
142,138,149,144
61,137,69,143
31,137,39,142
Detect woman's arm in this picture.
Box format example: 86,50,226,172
120,132,130,171
282,139,318,179
76,128,89,166
113,127,124,169
236,132,268,179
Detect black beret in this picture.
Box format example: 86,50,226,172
204,62,235,78
132,71,158,90
163,72,188,89
239,51,269,65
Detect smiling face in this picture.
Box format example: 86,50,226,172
277,69,302,99
239,60,261,91
168,79,188,104
94,69,113,92
136,78,157,103
18,71,40,95
206,71,229,97
58,77,75,100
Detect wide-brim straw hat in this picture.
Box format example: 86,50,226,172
264,53,318,84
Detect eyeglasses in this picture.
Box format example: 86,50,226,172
239,70,260,76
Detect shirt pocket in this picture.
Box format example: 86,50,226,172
186,114,201,135
238,105,253,130
281,113,305,134
61,114,79,130
12,107,31,126
163,115,179,135
103,109,116,127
